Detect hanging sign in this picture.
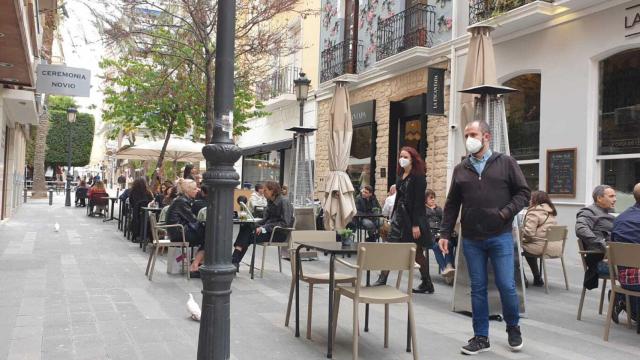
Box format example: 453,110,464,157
36,64,91,97
426,67,445,115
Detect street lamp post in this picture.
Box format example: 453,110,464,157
198,0,239,359
294,72,310,126
64,107,77,207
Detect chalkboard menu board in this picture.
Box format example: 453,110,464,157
546,148,577,197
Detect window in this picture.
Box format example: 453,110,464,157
348,124,374,193
598,49,640,208
503,73,541,191
242,151,281,189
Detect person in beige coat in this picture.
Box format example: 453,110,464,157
521,191,558,287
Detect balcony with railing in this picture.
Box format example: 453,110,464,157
255,65,300,102
469,0,555,25
320,38,363,83
376,4,436,62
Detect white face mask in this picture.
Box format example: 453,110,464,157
398,158,411,168
465,137,483,154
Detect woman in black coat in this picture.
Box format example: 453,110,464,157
166,179,205,275
231,181,294,272
128,178,154,241
374,146,433,294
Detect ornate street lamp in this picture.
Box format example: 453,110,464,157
64,107,77,207
294,72,310,126
198,0,239,359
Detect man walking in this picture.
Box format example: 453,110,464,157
438,120,530,355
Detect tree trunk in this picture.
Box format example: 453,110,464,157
32,109,50,198
149,116,175,190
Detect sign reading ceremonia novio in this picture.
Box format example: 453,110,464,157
36,64,91,97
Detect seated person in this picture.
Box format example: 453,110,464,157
154,180,174,208
381,185,396,217
87,181,108,215
248,184,268,217
166,179,206,276
575,185,616,290
610,183,640,324
236,195,249,218
231,181,294,272
353,185,381,242
128,179,154,241
191,185,208,216
426,189,455,284
521,191,558,287
75,180,88,207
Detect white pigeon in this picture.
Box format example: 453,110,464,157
54,222,60,232
187,293,201,321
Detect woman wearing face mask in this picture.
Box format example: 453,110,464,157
373,146,433,294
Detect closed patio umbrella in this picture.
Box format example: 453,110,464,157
115,138,205,163
322,82,357,230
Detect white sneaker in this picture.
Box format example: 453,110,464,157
442,265,455,285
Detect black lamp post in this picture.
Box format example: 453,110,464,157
198,0,239,359
64,107,77,207
293,71,310,126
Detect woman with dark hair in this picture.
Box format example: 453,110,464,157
522,190,558,287
154,180,174,208
75,180,89,207
374,146,433,294
129,178,154,242
183,164,195,181
231,181,294,272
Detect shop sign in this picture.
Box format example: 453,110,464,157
36,64,91,97
426,67,445,115
625,4,640,38
351,100,375,126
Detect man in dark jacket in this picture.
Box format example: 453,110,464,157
438,120,530,355
354,185,381,242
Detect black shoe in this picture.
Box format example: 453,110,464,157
461,336,490,355
533,277,544,287
372,273,388,286
413,278,435,294
189,271,201,278
232,262,239,273
506,325,523,351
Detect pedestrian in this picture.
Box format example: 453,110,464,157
128,178,154,242
117,174,126,190
575,185,616,289
521,191,559,287
610,183,640,325
438,120,530,355
374,146,433,295
426,189,455,285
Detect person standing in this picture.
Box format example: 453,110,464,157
438,120,530,355
374,146,433,294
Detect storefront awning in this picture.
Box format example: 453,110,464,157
240,139,292,156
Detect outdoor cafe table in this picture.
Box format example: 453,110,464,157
140,206,163,251
294,240,358,358
100,196,118,223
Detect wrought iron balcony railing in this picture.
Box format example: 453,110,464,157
255,65,300,102
469,0,554,25
376,4,436,62
320,39,363,83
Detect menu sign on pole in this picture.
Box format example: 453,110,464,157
546,148,577,197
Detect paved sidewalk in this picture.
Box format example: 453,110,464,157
0,194,638,359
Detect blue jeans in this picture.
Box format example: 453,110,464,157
432,238,456,272
463,232,520,337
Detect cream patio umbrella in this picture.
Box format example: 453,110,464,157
115,138,205,162
322,82,357,230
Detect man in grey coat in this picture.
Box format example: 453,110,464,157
575,184,616,289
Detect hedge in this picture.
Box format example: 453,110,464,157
45,110,95,166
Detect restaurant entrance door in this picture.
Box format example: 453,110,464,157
388,94,427,187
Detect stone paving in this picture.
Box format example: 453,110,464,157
0,193,638,359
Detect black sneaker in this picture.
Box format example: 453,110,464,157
506,325,523,351
461,336,490,355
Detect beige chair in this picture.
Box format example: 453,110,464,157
284,230,356,340
577,239,608,320
522,225,569,294
604,242,640,341
293,207,316,230
331,243,419,360
145,215,191,281
254,226,294,278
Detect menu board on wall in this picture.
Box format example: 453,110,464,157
546,148,577,197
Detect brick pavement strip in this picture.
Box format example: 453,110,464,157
0,194,638,359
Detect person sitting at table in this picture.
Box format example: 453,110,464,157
353,185,381,242
609,183,640,325
191,185,208,216
521,191,559,287
166,178,206,276
249,183,268,217
87,181,108,216
128,178,154,242
381,184,396,217
75,180,88,207
426,189,456,285
231,181,294,272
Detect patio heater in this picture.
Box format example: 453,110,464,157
287,72,316,207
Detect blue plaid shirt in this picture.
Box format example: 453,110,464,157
469,149,492,175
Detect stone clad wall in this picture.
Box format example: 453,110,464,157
315,61,450,207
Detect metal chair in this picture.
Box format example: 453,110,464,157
604,242,640,340
145,215,191,281
284,231,356,340
577,239,609,320
522,225,569,294
253,226,294,278
331,243,419,360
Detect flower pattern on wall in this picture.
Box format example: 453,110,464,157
359,0,398,67
321,0,341,50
